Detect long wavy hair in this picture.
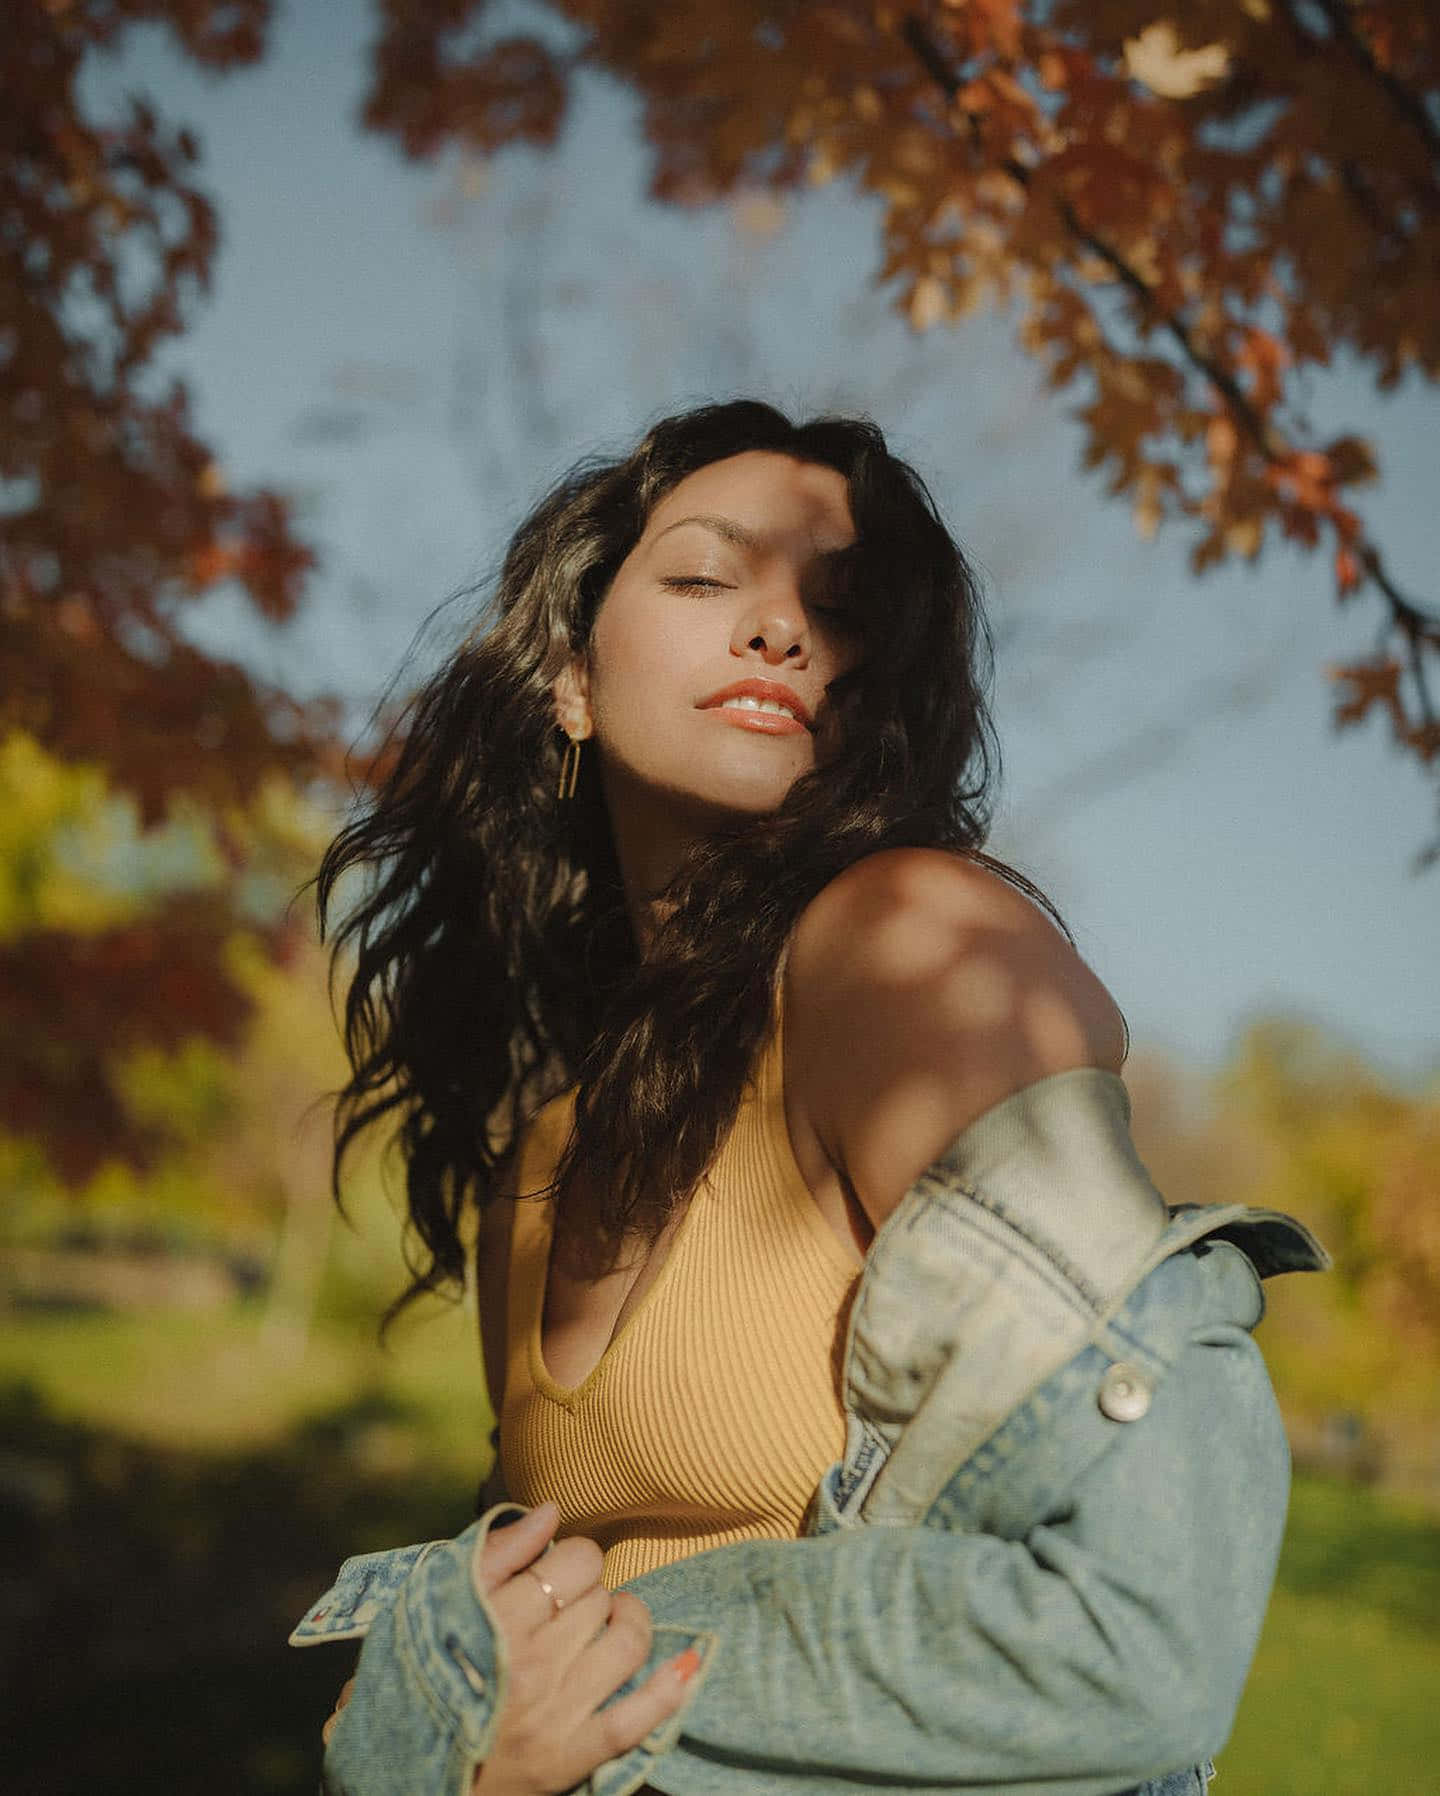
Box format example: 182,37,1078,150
312,398,1120,1333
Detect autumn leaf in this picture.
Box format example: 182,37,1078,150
1122,23,1231,101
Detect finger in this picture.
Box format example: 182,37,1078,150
487,1552,601,1648
490,1533,606,1633
526,1533,605,1595
569,1645,701,1778
554,1591,659,1722
473,1502,559,1595
336,1676,356,1711
529,1577,613,1655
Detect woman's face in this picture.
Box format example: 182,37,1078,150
554,450,865,833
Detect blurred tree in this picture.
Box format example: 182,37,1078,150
361,0,1440,866
0,726,336,1192
1218,1017,1440,1359
0,726,239,1183
1,2,358,1180
1116,1019,1440,1494
1210,1016,1440,1492
0,733,369,1362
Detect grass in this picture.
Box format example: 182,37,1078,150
0,1289,489,1476
0,1378,478,1795
1216,1472,1440,1788
1225,1587,1439,1791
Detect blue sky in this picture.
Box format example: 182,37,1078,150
92,0,1440,1086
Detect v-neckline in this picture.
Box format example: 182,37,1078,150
529,1170,706,1405
524,940,793,1407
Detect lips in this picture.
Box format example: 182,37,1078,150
696,678,815,730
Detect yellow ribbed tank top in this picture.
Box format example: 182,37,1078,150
499,975,864,1588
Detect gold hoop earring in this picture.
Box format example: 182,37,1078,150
557,734,583,801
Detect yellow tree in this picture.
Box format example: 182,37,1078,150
1216,1017,1440,1489
0,726,335,1209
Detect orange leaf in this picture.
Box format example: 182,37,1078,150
1334,547,1362,595
186,541,242,590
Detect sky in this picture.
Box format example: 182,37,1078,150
89,0,1440,1088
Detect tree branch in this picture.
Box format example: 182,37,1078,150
900,18,1285,459
899,11,1440,712
1308,0,1440,173
1272,0,1440,224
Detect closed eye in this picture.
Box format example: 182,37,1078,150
664,575,854,625
662,576,729,594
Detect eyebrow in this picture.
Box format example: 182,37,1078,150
650,513,768,554
649,514,862,581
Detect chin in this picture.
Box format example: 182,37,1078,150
676,777,798,828
715,765,807,806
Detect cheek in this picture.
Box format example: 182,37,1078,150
589,596,710,720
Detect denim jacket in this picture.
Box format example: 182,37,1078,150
291,1067,1330,1796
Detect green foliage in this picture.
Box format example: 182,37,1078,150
1275,1474,1440,1636
1206,1016,1440,1463
1223,1469,1440,1786
110,1034,240,1150
0,730,145,940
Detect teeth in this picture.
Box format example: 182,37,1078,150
720,695,798,720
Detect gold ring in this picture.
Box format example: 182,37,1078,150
525,1566,565,1615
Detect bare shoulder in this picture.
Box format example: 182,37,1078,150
789,846,1122,1033
785,847,1128,1229
793,844,1049,957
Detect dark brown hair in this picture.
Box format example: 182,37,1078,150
311,398,1119,1333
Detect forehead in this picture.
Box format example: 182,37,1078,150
644,451,855,551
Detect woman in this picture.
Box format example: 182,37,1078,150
301,399,1323,1794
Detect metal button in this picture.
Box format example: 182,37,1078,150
1097,1361,1153,1422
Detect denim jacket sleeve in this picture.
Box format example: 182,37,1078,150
619,1238,1295,1796
291,1500,720,1796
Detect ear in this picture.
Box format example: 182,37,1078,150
551,655,593,740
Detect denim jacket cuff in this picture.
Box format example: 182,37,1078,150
295,1502,523,1793
291,1500,719,1796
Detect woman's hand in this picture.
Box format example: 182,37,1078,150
318,1504,700,1795
470,1503,700,1796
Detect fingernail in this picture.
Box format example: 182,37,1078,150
534,1500,558,1525
672,1647,701,1684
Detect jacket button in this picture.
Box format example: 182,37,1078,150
1097,1361,1153,1422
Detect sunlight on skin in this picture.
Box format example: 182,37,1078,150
551,449,862,958
785,847,1129,1232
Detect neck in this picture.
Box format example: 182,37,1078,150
596,761,733,963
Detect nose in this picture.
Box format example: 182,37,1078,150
731,592,809,665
